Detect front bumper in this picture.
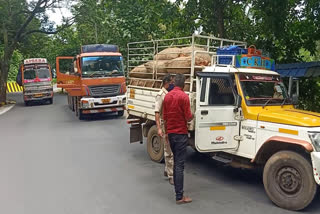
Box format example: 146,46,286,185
24,91,53,101
80,95,126,113
82,106,125,114
311,152,320,185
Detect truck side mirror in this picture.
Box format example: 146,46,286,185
292,94,299,105
236,95,242,108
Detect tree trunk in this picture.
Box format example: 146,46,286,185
0,60,9,103
215,0,225,38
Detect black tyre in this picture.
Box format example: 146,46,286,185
263,150,317,211
67,95,72,110
71,96,75,112
24,101,29,106
75,97,84,120
147,125,164,163
48,98,53,104
118,110,124,117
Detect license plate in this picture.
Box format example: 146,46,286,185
34,93,43,98
101,98,111,104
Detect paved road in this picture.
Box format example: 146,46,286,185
0,93,319,214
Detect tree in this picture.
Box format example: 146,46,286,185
0,0,73,103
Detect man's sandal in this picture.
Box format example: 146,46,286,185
176,196,192,204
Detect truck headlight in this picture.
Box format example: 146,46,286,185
309,132,320,152
81,100,89,108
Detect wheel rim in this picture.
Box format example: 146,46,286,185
276,166,302,195
151,135,161,154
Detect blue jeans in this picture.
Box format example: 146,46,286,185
168,133,188,201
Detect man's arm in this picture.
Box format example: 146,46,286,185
184,96,193,122
155,95,164,137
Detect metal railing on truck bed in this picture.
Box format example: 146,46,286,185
127,34,246,92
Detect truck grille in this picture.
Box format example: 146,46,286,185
89,85,120,97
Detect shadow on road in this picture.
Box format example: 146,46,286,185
184,150,320,212
79,113,124,121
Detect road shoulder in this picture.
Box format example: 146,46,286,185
0,104,15,115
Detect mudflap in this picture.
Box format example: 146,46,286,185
130,123,143,144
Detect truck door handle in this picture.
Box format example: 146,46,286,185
201,110,208,115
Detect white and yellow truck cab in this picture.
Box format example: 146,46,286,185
126,34,320,211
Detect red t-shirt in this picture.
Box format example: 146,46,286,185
163,87,193,134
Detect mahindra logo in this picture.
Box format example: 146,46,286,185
216,136,224,141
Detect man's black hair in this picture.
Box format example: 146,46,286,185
162,74,172,84
174,74,185,88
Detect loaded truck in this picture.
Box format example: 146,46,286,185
56,44,126,120
126,34,320,211
17,58,53,106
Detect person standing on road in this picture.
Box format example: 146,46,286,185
155,74,175,185
163,74,193,204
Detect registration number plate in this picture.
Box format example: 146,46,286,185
101,98,111,104
33,93,43,97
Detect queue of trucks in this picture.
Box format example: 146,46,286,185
14,34,320,211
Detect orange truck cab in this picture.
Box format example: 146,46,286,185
17,58,53,106
56,44,126,119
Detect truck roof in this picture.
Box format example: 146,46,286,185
202,65,279,76
79,52,122,57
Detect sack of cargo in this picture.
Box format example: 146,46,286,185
130,79,139,86
81,44,119,53
145,60,169,74
180,46,211,66
145,80,155,88
129,65,152,78
166,56,191,74
155,48,181,60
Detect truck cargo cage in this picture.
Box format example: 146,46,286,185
127,34,247,92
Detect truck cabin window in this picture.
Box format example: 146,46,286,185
208,77,235,105
239,74,290,106
81,56,124,78
37,68,51,79
24,69,36,80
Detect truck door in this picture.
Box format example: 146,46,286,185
56,57,81,92
195,72,241,152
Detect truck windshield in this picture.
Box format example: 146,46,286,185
239,74,290,106
24,69,36,80
37,68,51,79
81,56,124,78
23,68,50,79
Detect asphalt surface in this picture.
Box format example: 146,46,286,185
0,93,319,214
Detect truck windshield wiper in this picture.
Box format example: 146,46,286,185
262,98,273,108
280,97,288,107
89,71,104,77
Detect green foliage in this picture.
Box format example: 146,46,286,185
298,77,320,112
8,50,23,81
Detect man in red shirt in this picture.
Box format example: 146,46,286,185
163,74,193,204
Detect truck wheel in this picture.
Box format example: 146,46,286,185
263,150,317,211
75,97,84,120
67,95,72,109
48,98,53,104
71,96,75,112
24,101,29,106
147,125,164,163
118,110,124,117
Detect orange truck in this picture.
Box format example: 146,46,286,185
56,44,126,119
